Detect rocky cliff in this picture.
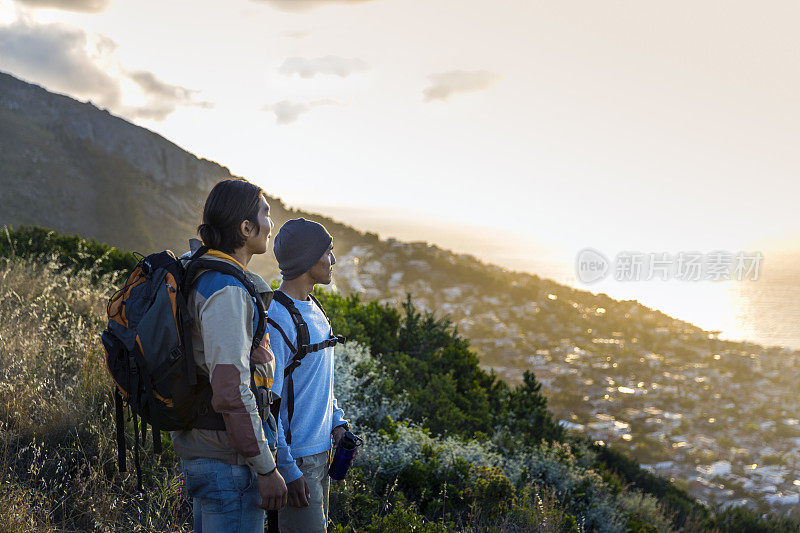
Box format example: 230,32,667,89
0,71,227,190
0,70,364,268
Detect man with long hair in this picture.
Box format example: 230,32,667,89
171,179,287,532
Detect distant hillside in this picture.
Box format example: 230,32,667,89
3,69,800,514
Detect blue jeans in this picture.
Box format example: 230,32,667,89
181,458,265,533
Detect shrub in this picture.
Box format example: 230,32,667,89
590,442,706,526
709,506,800,532
1,225,137,279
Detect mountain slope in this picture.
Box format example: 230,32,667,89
0,70,369,273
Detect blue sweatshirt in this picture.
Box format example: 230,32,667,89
268,294,347,483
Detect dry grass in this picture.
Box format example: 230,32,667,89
0,257,190,532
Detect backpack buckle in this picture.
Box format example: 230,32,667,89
168,347,182,365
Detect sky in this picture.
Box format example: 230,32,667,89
1,0,799,266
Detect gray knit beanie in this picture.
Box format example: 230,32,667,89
273,218,333,280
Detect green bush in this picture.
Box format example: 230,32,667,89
317,292,562,444
709,506,800,532
333,505,452,533
590,442,706,526
496,370,565,445
0,225,137,279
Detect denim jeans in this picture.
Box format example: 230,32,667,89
181,458,265,533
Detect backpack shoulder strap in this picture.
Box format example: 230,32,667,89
181,253,269,431
271,291,345,367
270,290,313,445
271,290,311,362
307,291,345,341
266,316,297,356
270,290,347,446
308,292,346,346
307,293,331,325
184,257,266,351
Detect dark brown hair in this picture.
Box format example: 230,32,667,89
198,179,265,253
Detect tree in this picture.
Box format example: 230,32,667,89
499,371,564,444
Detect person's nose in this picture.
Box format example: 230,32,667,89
331,253,336,266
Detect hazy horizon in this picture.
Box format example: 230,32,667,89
299,201,800,352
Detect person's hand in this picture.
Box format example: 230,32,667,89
332,426,359,468
332,425,347,447
257,469,287,511
287,476,310,507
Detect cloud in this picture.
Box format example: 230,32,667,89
254,0,377,13
422,70,500,102
14,0,110,13
264,99,338,125
0,18,212,121
282,29,312,39
0,19,121,107
127,70,214,120
278,55,369,78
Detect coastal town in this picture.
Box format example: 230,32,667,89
331,239,800,514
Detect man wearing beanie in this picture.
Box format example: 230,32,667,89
268,218,355,533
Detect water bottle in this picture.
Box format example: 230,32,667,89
329,431,362,480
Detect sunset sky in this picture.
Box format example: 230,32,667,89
1,0,799,264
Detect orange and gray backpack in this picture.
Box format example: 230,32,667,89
100,245,273,488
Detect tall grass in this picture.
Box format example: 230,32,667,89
0,257,189,532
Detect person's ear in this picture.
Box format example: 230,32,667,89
240,219,252,239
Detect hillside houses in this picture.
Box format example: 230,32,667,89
332,239,800,513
